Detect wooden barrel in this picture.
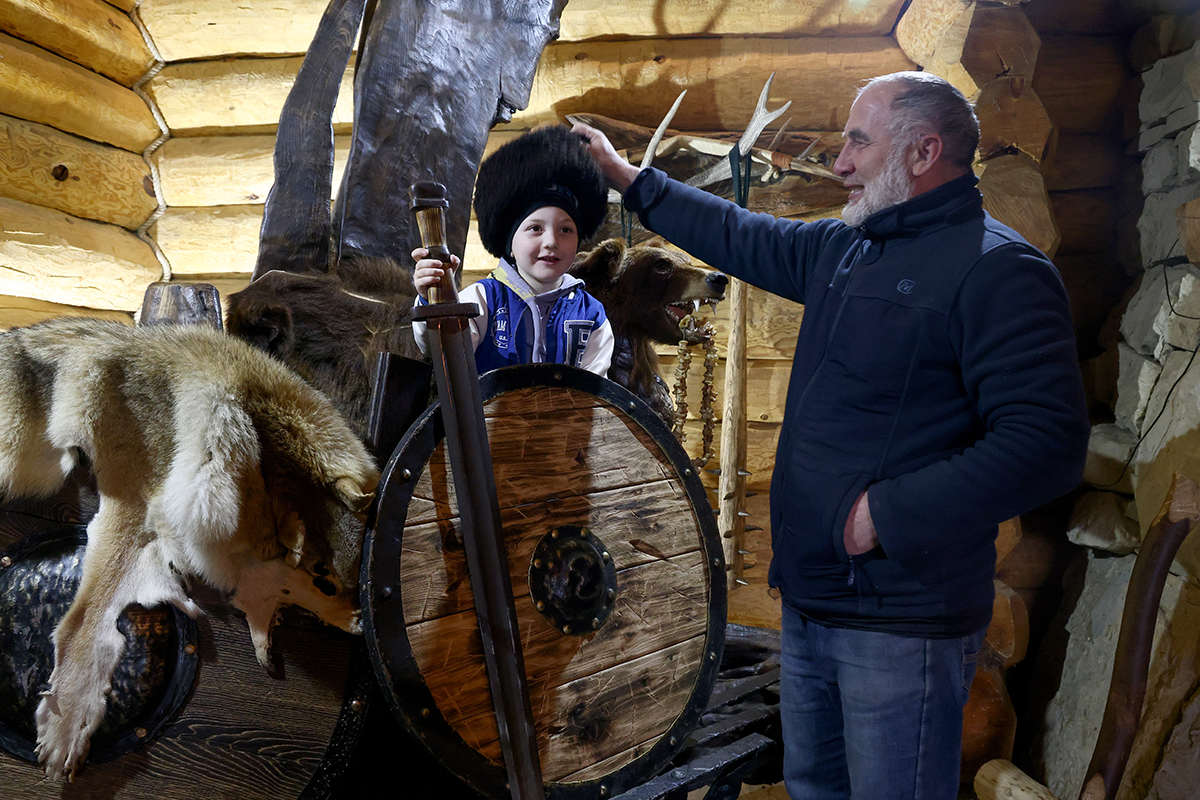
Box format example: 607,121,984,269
362,364,726,800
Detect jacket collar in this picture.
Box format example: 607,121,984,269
859,173,982,239
492,257,585,303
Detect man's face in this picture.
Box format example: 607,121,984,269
835,83,915,226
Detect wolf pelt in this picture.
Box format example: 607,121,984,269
571,238,727,423
0,317,379,779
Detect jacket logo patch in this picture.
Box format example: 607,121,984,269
492,305,510,348
897,279,916,295
563,320,595,367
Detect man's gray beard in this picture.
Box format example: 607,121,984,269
841,143,914,227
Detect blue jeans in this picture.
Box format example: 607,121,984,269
780,605,986,799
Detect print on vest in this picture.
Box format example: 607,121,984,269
563,320,596,367
897,279,916,295
492,304,511,348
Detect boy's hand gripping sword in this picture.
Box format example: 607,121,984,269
410,182,544,800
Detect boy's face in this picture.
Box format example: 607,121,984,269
510,205,579,292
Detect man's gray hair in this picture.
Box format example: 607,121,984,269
862,72,980,171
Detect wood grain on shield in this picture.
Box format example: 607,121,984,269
404,389,679,525
400,481,701,622
407,553,708,719
400,385,712,783
457,638,707,781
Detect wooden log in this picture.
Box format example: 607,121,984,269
719,276,750,585
1021,0,1131,36
0,113,157,230
1042,133,1127,192
1049,188,1119,256
1033,36,1131,134
987,579,1029,668
137,0,328,61
105,0,135,11
894,0,977,98
0,295,132,330
0,33,160,153
975,759,1060,800
144,57,355,137
558,0,907,39
153,134,352,207
150,204,263,277
895,0,973,68
975,78,1054,162
977,152,1060,258
0,0,154,86
144,40,911,138
961,643,1018,785
996,516,1023,568
133,0,907,61
962,5,1041,83
512,37,917,132
0,196,159,310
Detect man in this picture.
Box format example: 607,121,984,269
574,71,1090,799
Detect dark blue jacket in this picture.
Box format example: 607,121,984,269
626,169,1090,637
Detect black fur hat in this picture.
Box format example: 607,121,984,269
473,125,608,259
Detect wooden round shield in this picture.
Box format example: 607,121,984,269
362,365,726,799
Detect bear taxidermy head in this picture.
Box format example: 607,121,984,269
571,238,727,422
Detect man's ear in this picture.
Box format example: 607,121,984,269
910,133,944,177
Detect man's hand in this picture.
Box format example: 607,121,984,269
572,122,642,193
843,490,879,556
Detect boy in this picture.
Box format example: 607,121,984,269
412,125,615,375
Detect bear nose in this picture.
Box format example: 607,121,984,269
707,272,729,292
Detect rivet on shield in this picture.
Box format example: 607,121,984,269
401,468,412,480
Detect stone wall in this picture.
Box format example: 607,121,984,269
1034,26,1200,800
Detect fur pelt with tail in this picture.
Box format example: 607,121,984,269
0,317,379,780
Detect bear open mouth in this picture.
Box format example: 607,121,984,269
666,298,720,341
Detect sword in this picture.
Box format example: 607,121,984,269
410,181,544,800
